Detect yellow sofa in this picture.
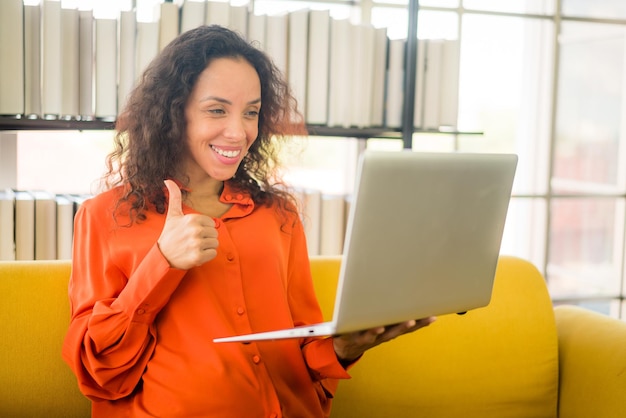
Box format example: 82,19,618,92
313,255,626,418
1,256,625,418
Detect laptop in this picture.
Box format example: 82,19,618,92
213,150,518,343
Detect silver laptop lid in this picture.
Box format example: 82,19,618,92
332,150,518,333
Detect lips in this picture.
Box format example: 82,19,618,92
211,145,241,159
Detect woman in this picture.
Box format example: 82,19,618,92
62,25,434,417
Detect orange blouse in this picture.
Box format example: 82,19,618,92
62,182,351,418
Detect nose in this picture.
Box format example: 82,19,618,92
223,116,247,141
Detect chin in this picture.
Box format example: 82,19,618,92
208,168,240,181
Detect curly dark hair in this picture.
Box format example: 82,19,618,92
105,25,306,224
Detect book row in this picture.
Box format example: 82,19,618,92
0,0,459,130
0,190,88,261
0,188,350,261
297,188,350,257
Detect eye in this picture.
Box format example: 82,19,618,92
208,108,226,115
245,109,260,118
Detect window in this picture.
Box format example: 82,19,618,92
16,130,115,195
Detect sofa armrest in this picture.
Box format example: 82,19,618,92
0,260,91,417
555,305,626,418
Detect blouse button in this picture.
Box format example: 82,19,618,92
136,308,145,315
226,253,235,262
237,307,245,315
213,218,221,228
224,194,233,201
236,194,243,200
252,355,261,364
269,414,278,418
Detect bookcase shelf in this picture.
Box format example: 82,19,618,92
307,125,482,139
0,116,480,139
0,116,115,131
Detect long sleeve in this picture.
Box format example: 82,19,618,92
62,192,187,400
283,213,351,410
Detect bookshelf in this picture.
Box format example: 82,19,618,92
0,0,464,144
0,0,476,192
0,0,478,260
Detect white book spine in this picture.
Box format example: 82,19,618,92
247,13,266,47
350,24,375,128
34,192,57,261
118,10,137,112
319,194,346,256
264,14,288,76
229,4,248,38
349,24,363,128
439,39,461,129
288,9,309,121
0,0,25,115
135,21,159,81
61,8,80,118
327,18,351,128
306,10,330,125
0,190,15,260
56,195,74,260
24,4,42,117
385,38,405,129
181,0,206,33
95,18,118,120
423,39,443,130
79,10,94,119
158,2,180,51
300,189,321,256
413,39,427,128
370,27,388,127
205,1,230,27
42,0,62,117
15,192,35,261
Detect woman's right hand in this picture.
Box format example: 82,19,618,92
157,180,219,269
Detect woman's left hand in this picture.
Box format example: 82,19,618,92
332,317,436,365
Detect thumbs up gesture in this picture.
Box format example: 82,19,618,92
157,180,219,269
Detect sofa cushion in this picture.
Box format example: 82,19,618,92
311,255,559,418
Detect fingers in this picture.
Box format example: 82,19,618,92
333,317,437,362
159,180,220,269
164,179,184,218
383,317,436,338
361,317,437,345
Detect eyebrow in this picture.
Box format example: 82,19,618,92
200,96,262,106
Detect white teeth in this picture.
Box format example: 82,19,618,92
211,146,241,158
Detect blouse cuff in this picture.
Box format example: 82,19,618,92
303,337,353,381
112,244,187,324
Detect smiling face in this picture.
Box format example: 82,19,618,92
181,57,261,187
